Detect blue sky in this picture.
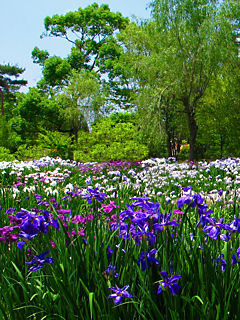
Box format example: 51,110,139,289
1,0,151,91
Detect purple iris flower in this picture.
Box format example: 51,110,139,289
228,218,240,233
131,224,156,246
0,226,19,243
108,285,133,305
153,213,179,233
5,208,16,214
203,218,231,240
197,204,213,216
131,196,150,202
196,211,212,228
120,204,137,221
106,246,113,261
17,240,27,249
131,212,150,226
215,254,226,272
34,194,42,201
103,262,119,279
137,249,160,271
232,247,240,265
157,270,182,295
182,186,193,193
120,201,160,225
177,193,204,208
15,208,59,248
117,222,131,240
131,196,159,212
16,209,49,236
56,209,72,215
21,214,46,235
177,196,192,208
81,187,107,204
26,251,54,272
191,193,204,207
232,254,238,265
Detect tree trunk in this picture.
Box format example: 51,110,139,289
182,98,198,161
220,135,223,159
164,112,173,157
166,133,172,157
187,114,198,161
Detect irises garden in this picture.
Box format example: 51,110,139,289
1,156,240,319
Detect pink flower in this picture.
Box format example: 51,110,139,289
101,201,118,213
78,228,85,236
50,240,56,247
87,214,94,221
174,209,184,215
110,214,117,221
72,215,86,224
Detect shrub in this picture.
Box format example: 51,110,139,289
38,131,73,159
15,144,49,160
0,147,15,161
178,143,190,160
74,116,149,162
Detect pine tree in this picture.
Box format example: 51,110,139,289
0,64,27,115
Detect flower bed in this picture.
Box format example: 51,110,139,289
0,157,240,319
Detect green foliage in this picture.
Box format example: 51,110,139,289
196,66,240,159
0,116,22,152
0,64,27,93
17,88,48,143
31,46,49,66
11,71,105,150
32,2,131,107
60,70,104,140
38,130,73,159
15,144,49,161
119,0,239,160
42,56,72,87
0,63,27,115
135,86,187,158
2,1,239,162
16,88,70,144
74,114,149,162
104,111,136,125
0,147,15,161
0,116,11,148
42,3,129,73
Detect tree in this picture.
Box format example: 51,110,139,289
117,20,188,157
197,62,240,158
42,3,128,72
32,3,129,90
59,70,105,141
17,88,69,144
0,64,27,115
15,71,102,147
148,0,239,160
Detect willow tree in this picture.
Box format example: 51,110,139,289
117,20,188,157
58,70,104,141
148,0,239,160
